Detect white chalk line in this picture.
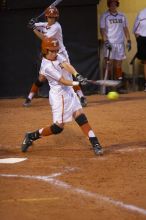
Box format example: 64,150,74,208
0,197,59,203
0,173,146,216
117,147,146,153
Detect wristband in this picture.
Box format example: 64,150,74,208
73,72,79,77
72,81,79,86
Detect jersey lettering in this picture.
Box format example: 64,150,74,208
109,18,123,24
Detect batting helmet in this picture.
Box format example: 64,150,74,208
107,0,119,7
45,6,59,18
42,37,59,54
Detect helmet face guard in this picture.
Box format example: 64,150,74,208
45,6,59,18
42,37,59,55
107,0,119,7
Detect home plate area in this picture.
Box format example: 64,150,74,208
0,157,27,164
0,93,146,220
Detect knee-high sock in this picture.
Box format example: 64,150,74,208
39,126,53,136
79,122,96,138
28,83,39,100
115,67,123,80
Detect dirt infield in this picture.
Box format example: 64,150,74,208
0,92,146,220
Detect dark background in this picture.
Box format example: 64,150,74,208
0,0,100,98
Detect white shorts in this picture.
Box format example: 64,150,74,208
104,43,126,60
49,89,82,124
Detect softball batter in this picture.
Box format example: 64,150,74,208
21,37,103,156
24,6,87,107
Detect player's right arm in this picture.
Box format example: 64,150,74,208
33,23,46,40
59,76,79,86
100,28,108,41
33,29,44,40
41,69,79,87
100,13,112,50
133,13,140,38
100,13,108,41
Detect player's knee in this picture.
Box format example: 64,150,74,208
75,113,88,126
50,124,64,135
35,79,44,87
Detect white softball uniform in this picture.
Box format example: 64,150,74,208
35,21,69,62
133,8,146,36
133,8,146,60
100,10,128,60
40,55,82,124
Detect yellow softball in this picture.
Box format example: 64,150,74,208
107,91,119,100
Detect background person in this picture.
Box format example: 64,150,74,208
100,0,131,93
23,6,87,107
133,8,146,92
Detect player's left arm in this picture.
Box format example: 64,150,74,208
60,62,87,85
60,62,78,77
123,26,131,41
123,26,131,51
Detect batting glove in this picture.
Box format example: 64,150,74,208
104,40,112,51
126,40,131,51
27,18,37,30
76,73,87,86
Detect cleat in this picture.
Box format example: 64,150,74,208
23,98,31,107
93,143,103,155
80,96,87,107
89,137,103,156
21,133,33,152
